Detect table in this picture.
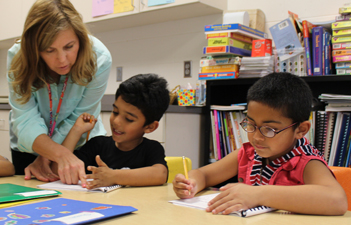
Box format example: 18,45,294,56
1,176,350,225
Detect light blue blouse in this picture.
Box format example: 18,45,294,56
7,36,112,154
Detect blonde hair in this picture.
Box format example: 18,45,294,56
9,0,96,104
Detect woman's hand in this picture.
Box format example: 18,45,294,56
24,155,59,182
172,174,198,199
55,152,86,186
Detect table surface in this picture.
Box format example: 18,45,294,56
0,176,350,225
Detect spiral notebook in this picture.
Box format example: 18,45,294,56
37,180,121,193
169,193,276,217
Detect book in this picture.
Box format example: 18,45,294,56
219,111,227,157
206,32,253,43
314,111,327,154
201,64,238,73
226,112,236,152
216,110,224,160
302,20,316,76
38,180,122,193
333,55,351,63
204,23,267,39
200,57,237,67
324,31,332,75
223,112,232,154
336,62,351,68
336,14,351,21
210,105,246,111
213,110,221,160
333,28,351,37
0,197,137,225
312,26,325,76
0,183,61,204
324,112,336,163
333,42,351,50
169,193,276,217
198,72,238,80
207,37,252,50
328,112,343,166
203,46,251,56
332,36,351,43
269,17,303,61
210,111,218,160
336,68,351,75
332,21,351,30
335,113,351,166
230,112,242,150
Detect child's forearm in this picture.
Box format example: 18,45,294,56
0,160,15,176
111,164,167,186
257,184,347,215
62,126,85,152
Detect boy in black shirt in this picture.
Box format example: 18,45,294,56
54,74,169,189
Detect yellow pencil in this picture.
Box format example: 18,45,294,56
182,156,190,195
86,118,93,142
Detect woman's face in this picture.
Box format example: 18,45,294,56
39,28,80,76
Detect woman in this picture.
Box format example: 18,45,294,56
7,0,111,185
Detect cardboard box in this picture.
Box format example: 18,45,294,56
251,39,272,57
228,9,266,32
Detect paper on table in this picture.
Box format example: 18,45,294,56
37,180,122,193
169,193,276,217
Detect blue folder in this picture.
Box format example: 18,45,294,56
0,197,137,224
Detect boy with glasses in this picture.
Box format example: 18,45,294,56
173,72,348,216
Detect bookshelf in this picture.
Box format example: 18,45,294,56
203,75,351,166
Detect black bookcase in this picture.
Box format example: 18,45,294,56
203,75,351,165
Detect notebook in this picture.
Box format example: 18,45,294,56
0,197,137,225
169,193,276,217
37,180,122,193
0,183,61,204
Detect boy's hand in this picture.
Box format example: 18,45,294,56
172,173,197,199
85,155,115,189
73,113,97,135
206,183,258,215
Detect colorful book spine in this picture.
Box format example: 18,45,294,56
334,113,351,166
333,28,351,37
332,21,351,30
219,111,227,157
206,32,253,43
198,72,238,80
333,55,351,63
213,110,221,160
336,15,351,21
204,23,266,39
203,46,251,56
201,65,238,73
207,37,252,50
312,26,325,76
324,32,332,75
302,20,315,76
332,36,351,43
332,42,351,50
336,68,351,75
335,62,351,68
332,49,351,56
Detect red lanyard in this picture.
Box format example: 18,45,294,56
47,76,69,137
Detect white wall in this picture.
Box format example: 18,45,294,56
93,14,222,94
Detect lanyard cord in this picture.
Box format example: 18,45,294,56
47,76,69,138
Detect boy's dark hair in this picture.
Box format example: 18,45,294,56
247,72,312,123
115,74,170,126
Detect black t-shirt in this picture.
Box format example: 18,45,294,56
74,136,168,174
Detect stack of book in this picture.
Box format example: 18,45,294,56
198,23,267,80
332,4,351,75
319,93,351,112
239,56,274,78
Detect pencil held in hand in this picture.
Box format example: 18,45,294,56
183,156,190,195
86,118,93,142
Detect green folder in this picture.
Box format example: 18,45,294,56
0,183,61,203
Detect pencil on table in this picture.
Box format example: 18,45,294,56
86,118,93,142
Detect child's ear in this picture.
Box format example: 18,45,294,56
144,121,159,134
295,121,311,139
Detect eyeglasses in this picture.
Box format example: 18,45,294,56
239,119,297,138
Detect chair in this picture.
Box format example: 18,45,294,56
165,156,192,183
330,166,351,211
